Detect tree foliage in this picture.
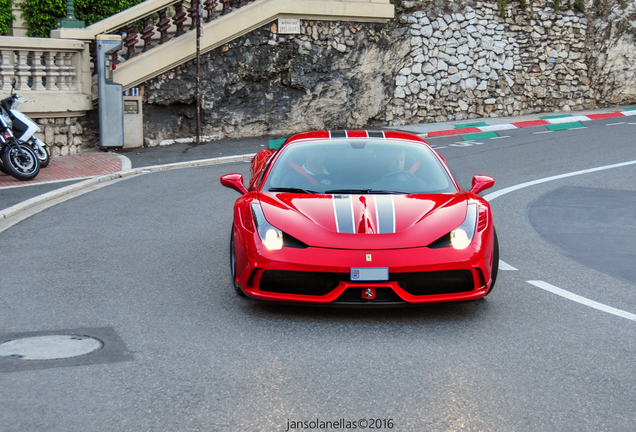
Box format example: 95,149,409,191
21,0,144,37
0,0,14,35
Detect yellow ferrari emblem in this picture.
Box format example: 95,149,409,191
366,254,372,262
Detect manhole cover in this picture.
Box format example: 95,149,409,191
0,335,103,360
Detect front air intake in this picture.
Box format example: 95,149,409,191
259,270,347,295
393,270,474,295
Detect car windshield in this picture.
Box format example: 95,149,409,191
263,139,457,194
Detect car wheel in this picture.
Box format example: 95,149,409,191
485,228,499,296
230,226,246,297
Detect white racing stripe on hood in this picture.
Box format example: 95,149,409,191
332,194,396,234
332,195,355,233
375,195,395,234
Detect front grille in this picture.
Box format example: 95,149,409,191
259,270,347,296
258,270,475,297
393,270,474,295
334,288,404,304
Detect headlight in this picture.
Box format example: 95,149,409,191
251,203,283,250
450,203,477,250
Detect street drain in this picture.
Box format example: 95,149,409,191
0,335,103,360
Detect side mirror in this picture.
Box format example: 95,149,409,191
469,175,495,195
220,173,248,195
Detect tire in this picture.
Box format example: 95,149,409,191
485,228,499,296
30,139,50,168
230,226,246,297
1,142,40,181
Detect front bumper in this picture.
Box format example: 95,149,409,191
233,227,495,305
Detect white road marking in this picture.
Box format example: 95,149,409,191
528,281,636,322
485,159,636,294
499,260,518,271
490,135,511,140
431,145,448,149
532,131,553,134
606,122,625,126
627,122,636,125
449,142,478,147
546,115,589,124
479,124,518,132
483,159,636,202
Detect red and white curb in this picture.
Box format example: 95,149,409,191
423,110,636,138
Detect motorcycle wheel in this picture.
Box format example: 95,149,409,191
1,143,40,181
30,139,50,168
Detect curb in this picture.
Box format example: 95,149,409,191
423,109,636,138
0,153,255,222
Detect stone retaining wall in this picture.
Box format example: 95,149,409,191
66,0,636,151
389,2,594,124
33,117,86,157
141,19,404,144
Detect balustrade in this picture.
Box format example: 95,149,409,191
0,45,83,94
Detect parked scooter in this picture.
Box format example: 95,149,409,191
0,98,40,181
0,79,50,168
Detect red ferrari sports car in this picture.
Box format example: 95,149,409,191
220,130,498,305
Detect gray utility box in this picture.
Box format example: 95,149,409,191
123,96,143,148
96,35,124,148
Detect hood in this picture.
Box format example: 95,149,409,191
259,192,468,249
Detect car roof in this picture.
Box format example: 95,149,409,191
283,130,428,148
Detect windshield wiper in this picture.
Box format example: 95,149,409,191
325,189,404,194
267,187,317,194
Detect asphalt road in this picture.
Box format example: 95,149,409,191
1,118,636,431
0,136,270,211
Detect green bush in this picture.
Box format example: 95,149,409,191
21,0,144,37
0,0,14,35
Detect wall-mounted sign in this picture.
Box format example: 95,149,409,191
278,18,301,34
